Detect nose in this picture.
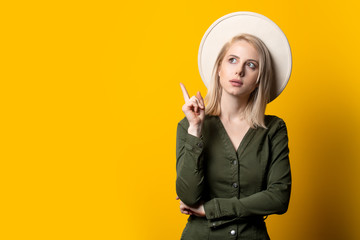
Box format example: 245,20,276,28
235,64,245,77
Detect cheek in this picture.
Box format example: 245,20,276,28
249,70,259,82
219,65,231,78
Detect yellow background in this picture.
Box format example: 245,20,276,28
1,0,360,239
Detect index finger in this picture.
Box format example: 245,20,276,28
180,82,190,102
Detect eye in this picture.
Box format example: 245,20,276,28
229,58,237,64
247,62,256,69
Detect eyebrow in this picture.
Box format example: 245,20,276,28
229,54,259,63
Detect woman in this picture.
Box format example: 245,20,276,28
176,12,292,239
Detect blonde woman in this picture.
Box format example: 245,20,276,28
176,12,292,240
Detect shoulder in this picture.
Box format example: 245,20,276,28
264,115,288,134
265,115,287,128
263,115,288,142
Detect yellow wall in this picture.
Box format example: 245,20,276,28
2,0,360,239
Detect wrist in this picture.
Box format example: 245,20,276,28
188,125,202,138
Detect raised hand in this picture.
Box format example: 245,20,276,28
180,83,205,137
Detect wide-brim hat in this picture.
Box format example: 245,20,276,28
198,11,292,102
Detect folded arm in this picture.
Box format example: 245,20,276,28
203,120,291,228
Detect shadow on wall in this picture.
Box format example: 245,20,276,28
298,92,358,240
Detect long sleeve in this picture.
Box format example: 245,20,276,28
176,118,205,207
203,120,291,228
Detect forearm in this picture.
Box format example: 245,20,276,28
204,181,291,220
176,121,205,207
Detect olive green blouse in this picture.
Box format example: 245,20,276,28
176,115,291,240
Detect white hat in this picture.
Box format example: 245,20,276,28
198,11,292,102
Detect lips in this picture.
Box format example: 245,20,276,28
229,79,243,86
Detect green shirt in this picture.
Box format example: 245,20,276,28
176,115,291,240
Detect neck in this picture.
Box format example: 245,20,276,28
220,89,250,122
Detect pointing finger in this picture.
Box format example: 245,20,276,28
180,82,190,102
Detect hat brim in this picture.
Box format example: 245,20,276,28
198,11,292,102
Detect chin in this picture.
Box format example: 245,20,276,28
224,88,252,99
225,87,242,95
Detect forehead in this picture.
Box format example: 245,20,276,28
225,40,259,60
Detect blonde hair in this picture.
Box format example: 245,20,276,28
204,33,274,128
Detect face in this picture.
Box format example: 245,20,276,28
218,40,260,99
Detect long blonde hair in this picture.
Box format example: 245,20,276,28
204,33,274,128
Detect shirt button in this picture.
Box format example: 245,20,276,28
196,142,203,148
232,183,238,188
232,160,237,165
230,229,236,235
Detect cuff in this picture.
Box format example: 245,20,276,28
185,133,204,155
204,198,241,228
204,199,219,220
204,199,235,228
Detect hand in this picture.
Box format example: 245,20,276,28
180,83,205,137
176,196,206,217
